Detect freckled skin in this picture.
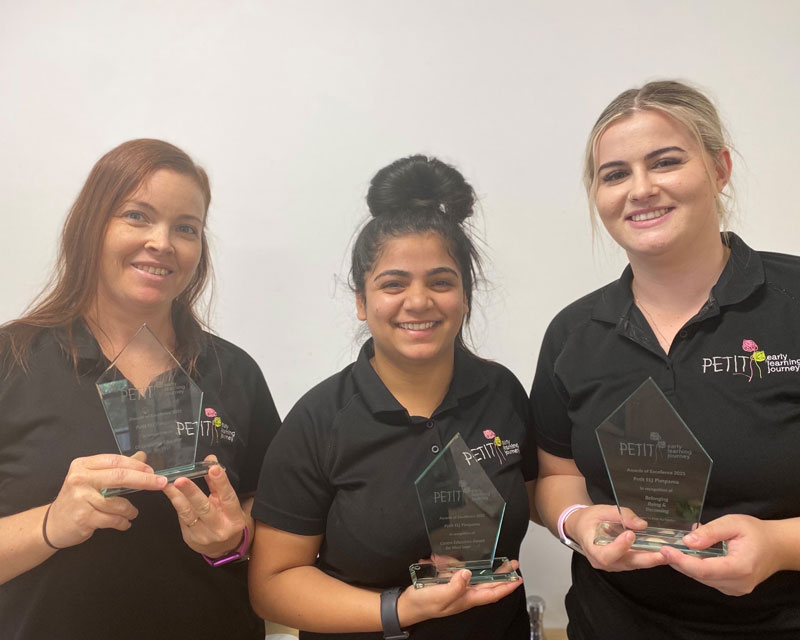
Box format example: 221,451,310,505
96,170,206,318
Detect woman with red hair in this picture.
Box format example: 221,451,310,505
0,139,280,639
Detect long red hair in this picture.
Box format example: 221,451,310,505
2,139,213,371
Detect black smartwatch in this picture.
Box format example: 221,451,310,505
380,587,409,639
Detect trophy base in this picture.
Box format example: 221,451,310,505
102,461,219,497
409,557,520,588
594,521,727,557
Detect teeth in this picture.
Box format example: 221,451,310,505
631,208,670,222
135,264,170,276
398,322,436,330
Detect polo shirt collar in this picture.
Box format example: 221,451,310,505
590,265,635,325
72,319,104,362
590,233,764,326
352,339,489,420
711,233,765,307
58,319,209,373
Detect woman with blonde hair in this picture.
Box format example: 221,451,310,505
0,139,280,639
533,81,800,638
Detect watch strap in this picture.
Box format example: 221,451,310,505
202,526,249,567
380,587,409,640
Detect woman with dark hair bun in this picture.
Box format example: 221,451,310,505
0,139,280,639
249,155,538,639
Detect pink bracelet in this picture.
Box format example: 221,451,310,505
557,504,588,544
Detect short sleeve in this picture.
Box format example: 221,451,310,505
236,364,281,494
530,319,574,459
252,398,335,536
507,369,539,482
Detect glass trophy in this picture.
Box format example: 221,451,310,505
96,324,214,496
410,433,520,588
594,378,726,557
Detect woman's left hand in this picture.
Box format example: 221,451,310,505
660,514,782,596
162,455,249,558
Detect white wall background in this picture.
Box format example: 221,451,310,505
2,0,799,629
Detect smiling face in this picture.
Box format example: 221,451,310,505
95,169,207,320
356,232,468,370
594,109,730,261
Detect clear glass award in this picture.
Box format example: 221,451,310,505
96,324,214,496
594,378,726,557
410,433,520,588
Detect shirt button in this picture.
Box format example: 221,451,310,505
431,445,440,454
679,330,688,338
426,420,435,429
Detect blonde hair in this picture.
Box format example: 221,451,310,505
583,80,733,232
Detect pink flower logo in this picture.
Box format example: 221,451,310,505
735,339,764,382
483,429,496,439
742,339,758,353
204,408,218,418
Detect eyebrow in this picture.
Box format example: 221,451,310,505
126,200,204,224
597,146,687,173
372,266,460,281
128,200,156,212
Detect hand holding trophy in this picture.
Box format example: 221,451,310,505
96,324,218,496
594,378,726,558
410,433,521,587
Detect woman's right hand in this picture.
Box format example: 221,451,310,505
43,453,167,549
397,561,523,627
566,504,667,572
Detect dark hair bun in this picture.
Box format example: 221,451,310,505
366,155,474,223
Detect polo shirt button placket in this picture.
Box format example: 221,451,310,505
425,419,441,454
662,359,676,392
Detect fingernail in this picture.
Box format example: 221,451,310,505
684,533,698,543
156,475,168,487
210,465,222,477
624,531,635,543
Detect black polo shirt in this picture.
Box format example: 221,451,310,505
253,340,537,640
0,321,281,640
531,234,800,639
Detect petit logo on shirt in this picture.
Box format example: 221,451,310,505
461,429,520,467
701,338,800,381
175,406,236,444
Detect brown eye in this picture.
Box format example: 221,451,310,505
600,170,628,183
652,157,681,169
